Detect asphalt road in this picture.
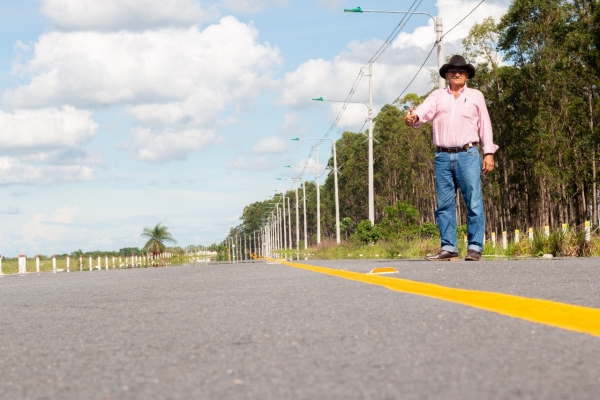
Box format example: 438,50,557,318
1,258,599,400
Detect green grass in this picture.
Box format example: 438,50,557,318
292,227,600,260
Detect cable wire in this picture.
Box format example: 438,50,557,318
392,0,486,104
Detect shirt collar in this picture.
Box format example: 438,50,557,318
445,82,468,94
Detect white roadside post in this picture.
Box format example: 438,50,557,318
502,231,508,250
89,256,92,271
79,255,83,271
66,255,70,272
585,221,591,242
112,256,115,268
52,255,57,273
545,226,550,238
529,228,534,241
36,255,40,273
514,230,520,244
562,223,568,235
96,255,100,270
18,254,27,274
491,232,496,248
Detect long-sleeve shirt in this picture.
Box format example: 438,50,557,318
413,84,499,155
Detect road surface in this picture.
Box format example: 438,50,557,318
1,258,599,399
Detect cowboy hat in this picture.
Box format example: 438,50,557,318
439,55,476,79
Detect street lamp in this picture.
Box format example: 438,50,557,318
292,137,341,245
343,7,445,90
313,90,373,226
278,176,300,252
342,8,445,225
291,140,322,244
275,190,288,252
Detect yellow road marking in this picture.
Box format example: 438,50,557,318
277,259,600,337
368,267,399,274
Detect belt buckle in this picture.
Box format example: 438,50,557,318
447,147,459,153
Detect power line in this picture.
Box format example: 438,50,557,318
392,0,486,104
441,0,485,41
313,0,423,146
293,0,424,182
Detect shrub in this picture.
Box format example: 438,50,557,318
353,219,382,244
419,222,439,238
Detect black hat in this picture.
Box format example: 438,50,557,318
439,55,476,79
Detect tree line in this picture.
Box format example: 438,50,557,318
226,0,600,245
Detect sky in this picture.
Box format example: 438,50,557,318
0,0,511,256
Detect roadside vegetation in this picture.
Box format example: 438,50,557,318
288,222,600,261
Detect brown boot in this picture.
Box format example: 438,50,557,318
465,249,481,261
425,250,459,261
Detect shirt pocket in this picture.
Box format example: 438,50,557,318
461,102,479,121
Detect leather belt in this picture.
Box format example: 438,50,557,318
436,142,479,153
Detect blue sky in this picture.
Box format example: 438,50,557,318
0,0,510,256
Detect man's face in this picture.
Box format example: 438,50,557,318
445,69,468,86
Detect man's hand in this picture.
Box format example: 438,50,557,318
482,154,494,175
404,108,419,127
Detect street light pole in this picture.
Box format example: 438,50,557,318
316,144,321,244
282,192,287,251
368,62,374,224
292,137,341,245
303,180,308,249
278,173,301,253
344,7,445,89
287,197,292,251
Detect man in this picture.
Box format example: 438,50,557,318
404,55,498,261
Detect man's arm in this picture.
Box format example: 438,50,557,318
404,91,438,128
404,108,419,126
482,154,494,175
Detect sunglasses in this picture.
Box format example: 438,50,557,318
447,69,468,75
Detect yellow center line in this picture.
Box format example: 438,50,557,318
274,259,600,337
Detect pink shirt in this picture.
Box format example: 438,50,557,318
413,85,498,154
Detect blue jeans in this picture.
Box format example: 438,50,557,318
434,146,484,254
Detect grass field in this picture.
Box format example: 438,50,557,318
284,227,600,260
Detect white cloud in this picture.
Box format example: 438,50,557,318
0,205,23,215
251,136,289,154
0,106,98,151
286,157,320,178
226,214,240,222
278,0,510,129
227,156,278,170
21,205,80,244
41,0,218,31
121,127,219,162
277,112,309,136
220,0,288,13
0,157,95,185
6,18,280,111
5,16,281,161
393,0,510,50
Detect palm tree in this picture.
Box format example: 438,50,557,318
141,223,177,254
